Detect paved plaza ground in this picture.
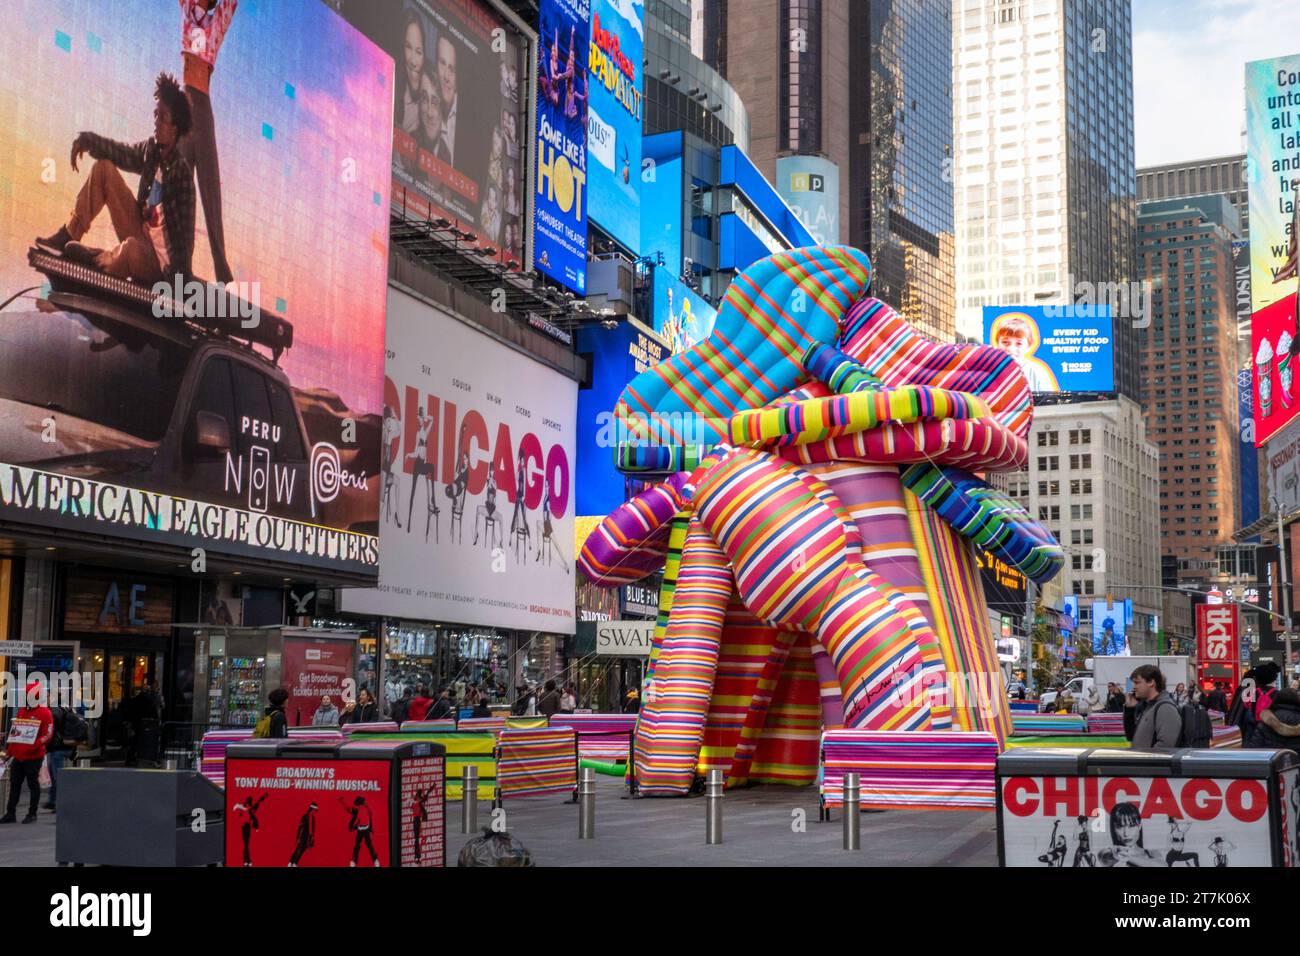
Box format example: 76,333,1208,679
0,775,999,867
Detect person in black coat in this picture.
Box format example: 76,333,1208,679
1205,682,1229,713
265,688,289,738
1247,688,1300,755
339,688,380,726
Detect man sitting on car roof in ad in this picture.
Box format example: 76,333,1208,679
37,71,195,287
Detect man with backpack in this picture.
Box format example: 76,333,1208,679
1123,664,1211,749
45,702,88,811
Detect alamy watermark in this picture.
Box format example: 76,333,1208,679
2,666,105,717
151,274,261,329
1043,273,1152,327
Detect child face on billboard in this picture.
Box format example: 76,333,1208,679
996,324,1033,359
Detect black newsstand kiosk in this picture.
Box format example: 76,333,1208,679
225,739,447,868
997,747,1300,867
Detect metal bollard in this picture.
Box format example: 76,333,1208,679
578,767,596,839
705,769,724,845
461,765,479,834
843,772,861,851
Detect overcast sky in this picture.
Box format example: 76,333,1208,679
1134,0,1300,167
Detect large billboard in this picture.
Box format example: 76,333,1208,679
339,0,531,272
640,131,683,278
586,0,643,255
575,320,667,517
1239,368,1261,529
341,288,577,633
1091,600,1129,657
983,305,1114,394
1246,55,1300,445
1266,414,1300,515
534,0,590,293
652,267,717,354
0,0,391,577
775,155,839,246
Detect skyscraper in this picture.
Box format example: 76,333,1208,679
696,0,956,342
952,0,1138,401
1137,195,1242,585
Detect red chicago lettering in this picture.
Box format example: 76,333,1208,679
460,410,489,494
1180,779,1223,821
1141,777,1181,819
1226,779,1268,823
1102,777,1141,811
519,432,544,509
1042,776,1080,818
491,422,515,501
1082,776,1101,818
546,443,570,518
1003,777,1038,816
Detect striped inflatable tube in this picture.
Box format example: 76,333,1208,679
633,520,732,794
577,473,688,584
616,246,874,446
747,634,822,786
901,464,1064,584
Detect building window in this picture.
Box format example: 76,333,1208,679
779,0,822,154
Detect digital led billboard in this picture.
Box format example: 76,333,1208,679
0,0,392,576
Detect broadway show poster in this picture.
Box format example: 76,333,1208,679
226,757,391,868
534,0,590,293
653,267,717,354
0,0,391,577
399,755,445,867
1250,295,1300,445
586,0,643,255
1001,774,1279,867
282,636,357,729
337,0,530,271
340,287,577,634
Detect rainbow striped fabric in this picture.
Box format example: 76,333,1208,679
349,730,496,800
202,728,341,788
496,728,579,798
1011,713,1088,734
577,245,1063,795
820,730,1000,810
1086,712,1127,734
1211,725,1243,749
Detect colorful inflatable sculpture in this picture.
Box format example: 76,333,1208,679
578,246,1063,795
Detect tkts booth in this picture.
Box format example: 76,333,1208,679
1196,604,1242,695
997,748,1300,867
225,739,445,867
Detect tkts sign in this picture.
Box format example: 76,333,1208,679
1197,604,1239,662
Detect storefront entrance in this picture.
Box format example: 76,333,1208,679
79,649,164,757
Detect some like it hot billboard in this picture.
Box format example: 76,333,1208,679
0,0,393,579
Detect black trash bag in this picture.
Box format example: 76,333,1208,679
458,827,534,867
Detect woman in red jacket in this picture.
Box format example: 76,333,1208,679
1,681,54,824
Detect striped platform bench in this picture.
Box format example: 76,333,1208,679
1085,712,1126,735
819,730,999,814
1211,725,1242,749
1011,714,1087,735
547,714,637,761
1009,700,1041,713
200,727,342,788
1004,734,1129,750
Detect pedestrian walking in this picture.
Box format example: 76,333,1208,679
1,681,54,824
537,680,561,717
254,688,289,739
1247,688,1300,756
1123,665,1182,749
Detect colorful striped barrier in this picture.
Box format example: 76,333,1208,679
1010,713,1087,735
339,721,400,734
819,730,999,812
398,719,458,732
496,728,578,800
1009,700,1040,713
